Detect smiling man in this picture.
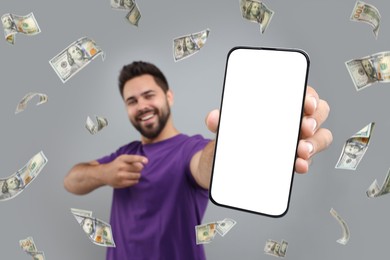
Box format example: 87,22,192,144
64,61,332,260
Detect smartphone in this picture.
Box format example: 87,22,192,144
209,46,309,217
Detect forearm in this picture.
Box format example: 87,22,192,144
64,162,107,195
196,140,216,189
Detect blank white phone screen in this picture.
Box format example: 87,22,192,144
209,47,309,217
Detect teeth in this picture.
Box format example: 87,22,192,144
141,114,154,121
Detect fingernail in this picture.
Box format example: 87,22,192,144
308,118,317,132
306,141,314,155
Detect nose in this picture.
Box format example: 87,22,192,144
136,97,150,112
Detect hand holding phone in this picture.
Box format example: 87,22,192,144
209,46,310,217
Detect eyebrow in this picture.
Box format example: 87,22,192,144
125,90,156,103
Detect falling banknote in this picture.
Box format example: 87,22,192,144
350,1,380,39
1,12,41,44
264,239,288,258
366,168,390,198
216,218,237,236
49,37,105,83
0,151,48,201
71,208,116,247
85,115,108,135
239,0,274,34
335,122,375,170
345,51,390,91
195,222,217,245
19,236,45,260
173,28,210,62
111,0,141,26
330,208,350,245
15,92,48,114
195,218,236,244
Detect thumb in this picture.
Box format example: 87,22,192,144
205,109,219,133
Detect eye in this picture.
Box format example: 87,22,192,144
127,98,138,106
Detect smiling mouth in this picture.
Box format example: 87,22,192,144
139,112,155,121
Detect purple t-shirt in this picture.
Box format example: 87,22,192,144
97,134,210,260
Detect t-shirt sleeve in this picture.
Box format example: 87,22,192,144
96,143,133,164
96,152,118,164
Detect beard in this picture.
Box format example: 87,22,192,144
131,102,171,139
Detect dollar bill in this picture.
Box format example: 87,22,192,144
49,37,105,83
19,237,37,253
71,208,116,247
30,251,45,260
173,28,210,62
278,240,288,257
111,0,135,10
216,218,237,237
350,1,380,39
125,4,141,26
1,12,41,44
71,207,93,217
86,115,108,135
335,122,374,170
195,222,217,245
111,0,141,26
15,92,48,114
0,151,48,201
346,51,390,91
264,239,288,258
19,236,45,260
367,168,390,197
239,0,274,34
330,208,350,245
195,218,236,244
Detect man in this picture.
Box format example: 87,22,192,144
64,61,332,260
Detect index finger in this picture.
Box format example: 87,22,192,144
119,154,148,164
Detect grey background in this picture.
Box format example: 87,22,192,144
0,0,388,259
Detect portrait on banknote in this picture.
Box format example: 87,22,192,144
337,138,367,169
81,217,95,237
0,174,22,200
361,58,378,80
2,14,17,34
242,0,263,23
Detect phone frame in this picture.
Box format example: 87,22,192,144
209,46,310,217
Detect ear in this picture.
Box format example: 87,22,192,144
166,90,174,107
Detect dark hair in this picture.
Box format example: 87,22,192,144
118,61,169,98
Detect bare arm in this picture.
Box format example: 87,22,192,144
190,110,219,189
190,140,215,189
64,154,148,195
64,160,107,195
